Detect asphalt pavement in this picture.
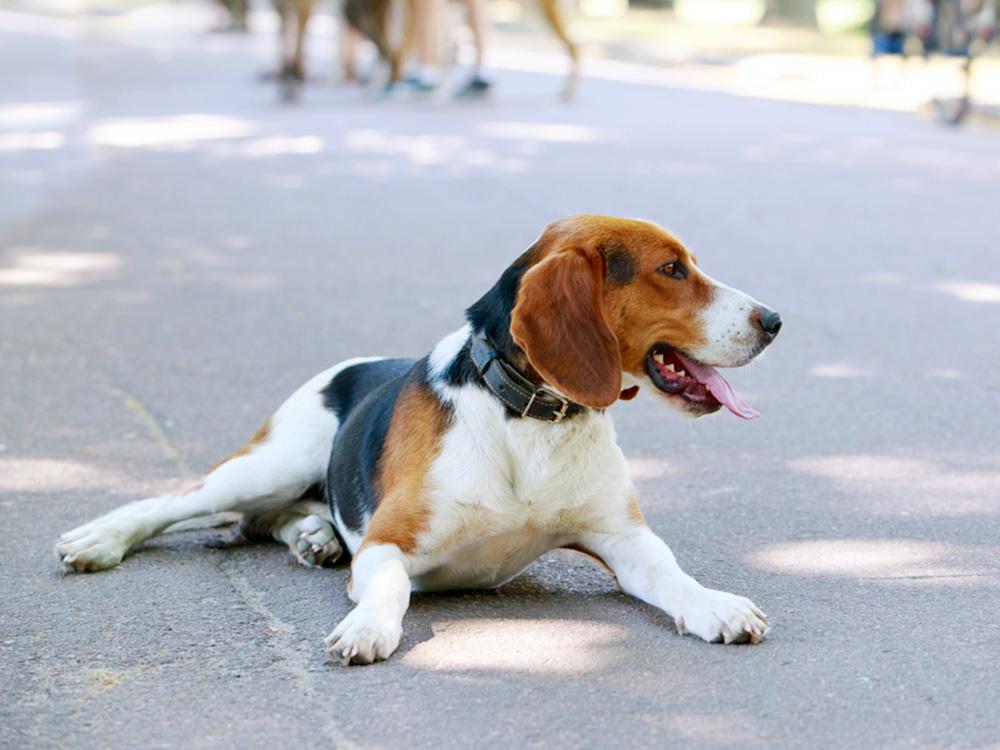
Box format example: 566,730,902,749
2,6,1000,749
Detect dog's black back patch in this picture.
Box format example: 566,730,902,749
442,338,479,388
466,251,532,359
322,358,414,423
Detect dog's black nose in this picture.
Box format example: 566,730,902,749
757,308,782,337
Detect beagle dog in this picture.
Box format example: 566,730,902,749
56,215,782,665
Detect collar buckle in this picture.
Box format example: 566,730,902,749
522,387,571,423
550,394,571,423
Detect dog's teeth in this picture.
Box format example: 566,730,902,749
665,363,675,372
653,353,664,364
678,370,687,378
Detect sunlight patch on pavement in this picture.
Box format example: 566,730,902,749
0,251,119,287
861,273,1000,305
0,458,124,492
789,454,1000,515
205,135,325,159
929,280,1000,304
626,456,679,480
345,129,466,165
749,538,997,586
89,114,254,149
342,129,528,175
0,131,64,152
794,455,932,481
403,618,626,673
808,363,873,378
0,101,82,128
478,121,610,143
0,10,80,40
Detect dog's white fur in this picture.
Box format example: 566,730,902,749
694,275,768,368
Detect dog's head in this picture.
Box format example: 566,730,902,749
498,215,781,419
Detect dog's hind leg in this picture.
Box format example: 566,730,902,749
240,499,342,568
55,364,359,573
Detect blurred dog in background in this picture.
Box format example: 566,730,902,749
272,0,318,101
271,0,579,101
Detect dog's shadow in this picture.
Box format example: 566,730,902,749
135,525,681,667
391,556,681,666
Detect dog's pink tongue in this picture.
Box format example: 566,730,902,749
675,354,760,420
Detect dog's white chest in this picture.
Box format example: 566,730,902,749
412,393,629,590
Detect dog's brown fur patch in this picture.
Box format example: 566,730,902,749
209,420,271,473
563,543,617,581
511,248,622,409
362,383,451,554
628,493,647,526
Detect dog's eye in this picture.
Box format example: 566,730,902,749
658,261,688,280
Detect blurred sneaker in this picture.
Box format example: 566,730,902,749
454,75,492,99
381,76,438,99
405,76,439,95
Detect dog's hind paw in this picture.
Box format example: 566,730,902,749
292,514,342,568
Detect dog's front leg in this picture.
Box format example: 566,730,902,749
578,525,769,645
325,544,411,665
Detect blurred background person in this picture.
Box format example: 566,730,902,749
407,0,445,92
454,0,493,97
871,0,909,54
389,0,494,97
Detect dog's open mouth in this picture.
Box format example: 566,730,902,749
645,345,759,420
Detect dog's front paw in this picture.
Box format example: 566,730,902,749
325,606,402,666
55,524,130,572
674,588,769,645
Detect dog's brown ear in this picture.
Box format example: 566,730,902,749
511,248,622,409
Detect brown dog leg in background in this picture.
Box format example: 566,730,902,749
272,0,316,102
291,0,317,80
344,0,414,85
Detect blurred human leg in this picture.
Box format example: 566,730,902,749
454,0,493,97
410,0,443,90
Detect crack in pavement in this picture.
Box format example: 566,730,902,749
220,560,357,750
104,383,188,474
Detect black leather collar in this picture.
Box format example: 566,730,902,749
469,333,585,423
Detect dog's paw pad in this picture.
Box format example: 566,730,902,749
292,515,341,567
